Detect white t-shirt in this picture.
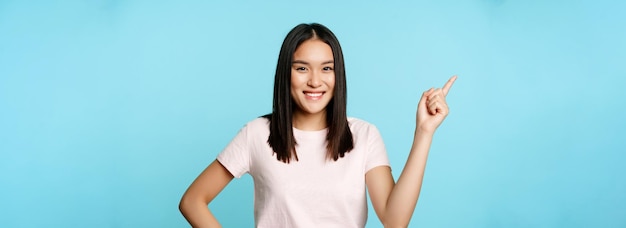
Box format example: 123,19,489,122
217,117,390,228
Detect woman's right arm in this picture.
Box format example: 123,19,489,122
179,160,234,228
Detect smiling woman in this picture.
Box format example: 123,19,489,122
178,23,457,228
1,1,625,227
290,39,336,130
267,23,353,163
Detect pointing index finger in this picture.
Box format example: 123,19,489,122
442,75,457,96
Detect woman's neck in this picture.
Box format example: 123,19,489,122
292,110,327,131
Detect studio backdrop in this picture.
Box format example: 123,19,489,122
1,0,624,227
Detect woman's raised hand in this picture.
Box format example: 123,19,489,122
416,75,457,134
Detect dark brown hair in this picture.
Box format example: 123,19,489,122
263,23,354,163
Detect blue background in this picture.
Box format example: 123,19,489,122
1,0,625,227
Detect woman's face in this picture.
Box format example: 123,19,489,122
290,39,335,117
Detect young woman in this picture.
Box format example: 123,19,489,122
179,23,457,228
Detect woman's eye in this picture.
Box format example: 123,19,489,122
296,67,306,71
323,66,334,71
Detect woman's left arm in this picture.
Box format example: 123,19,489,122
366,76,457,228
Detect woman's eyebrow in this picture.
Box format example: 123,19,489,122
292,60,309,65
292,60,334,65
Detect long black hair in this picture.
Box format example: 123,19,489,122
264,23,354,163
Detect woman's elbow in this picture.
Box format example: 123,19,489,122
383,222,409,228
179,193,202,215
382,217,410,228
179,195,190,214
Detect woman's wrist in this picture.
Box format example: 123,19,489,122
414,126,436,137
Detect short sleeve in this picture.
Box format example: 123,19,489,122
364,124,390,173
217,124,251,178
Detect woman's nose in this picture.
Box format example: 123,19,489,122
307,70,322,87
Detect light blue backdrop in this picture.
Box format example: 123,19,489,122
1,0,624,227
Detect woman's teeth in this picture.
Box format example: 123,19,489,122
305,92,323,97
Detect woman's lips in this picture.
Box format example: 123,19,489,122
304,91,324,100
